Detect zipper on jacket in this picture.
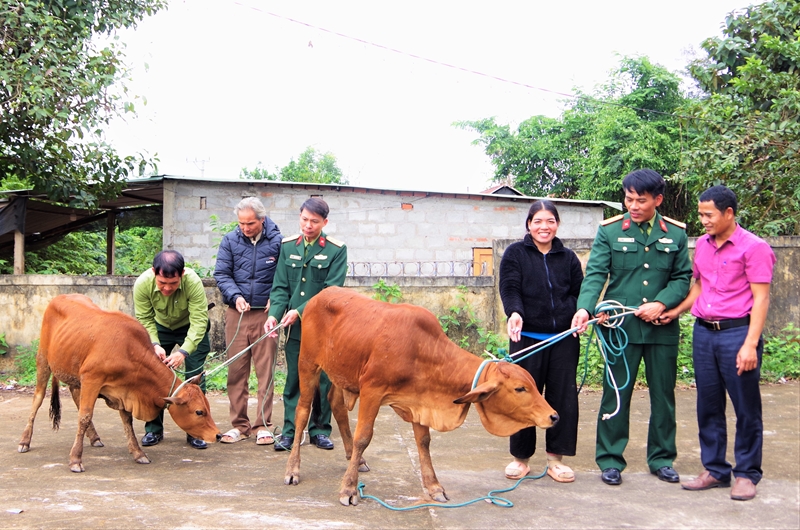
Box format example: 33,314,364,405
543,254,558,331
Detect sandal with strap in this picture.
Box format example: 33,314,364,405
547,462,575,483
505,460,531,480
256,429,275,445
220,429,249,444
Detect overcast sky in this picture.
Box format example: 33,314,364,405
105,0,757,193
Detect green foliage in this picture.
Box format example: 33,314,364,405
0,225,162,275
203,360,286,395
372,279,402,303
23,231,107,275
437,286,506,358
11,340,39,386
762,323,800,381
455,56,691,221
0,333,8,355
114,226,163,275
681,0,800,235
240,146,349,184
0,0,164,208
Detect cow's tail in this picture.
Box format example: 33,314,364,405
49,376,61,431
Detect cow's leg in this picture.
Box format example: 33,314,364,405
329,386,368,473
338,396,381,506
67,385,103,448
69,383,102,472
284,369,319,486
17,358,52,453
412,422,448,502
119,409,150,464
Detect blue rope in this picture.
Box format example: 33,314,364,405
357,466,549,510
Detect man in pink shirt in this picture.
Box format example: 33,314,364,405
660,185,775,501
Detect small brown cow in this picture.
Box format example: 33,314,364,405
284,287,559,505
18,294,220,472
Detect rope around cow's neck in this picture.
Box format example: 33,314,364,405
169,321,285,399
471,300,640,421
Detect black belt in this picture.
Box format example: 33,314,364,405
696,316,750,331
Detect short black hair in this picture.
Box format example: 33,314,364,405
699,185,738,215
152,250,184,278
300,197,329,219
622,169,665,198
525,200,560,230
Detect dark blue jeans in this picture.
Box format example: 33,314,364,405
692,322,763,484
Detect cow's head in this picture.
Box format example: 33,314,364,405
164,376,221,443
453,361,558,437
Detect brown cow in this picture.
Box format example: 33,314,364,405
284,287,559,505
18,294,220,472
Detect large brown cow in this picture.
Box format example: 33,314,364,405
18,294,220,472
284,287,559,505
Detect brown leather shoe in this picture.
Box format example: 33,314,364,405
731,477,757,501
681,470,730,490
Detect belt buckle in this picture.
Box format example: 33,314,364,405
707,320,721,331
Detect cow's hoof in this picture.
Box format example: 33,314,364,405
430,491,448,503
284,474,299,485
135,456,151,464
90,439,104,448
358,462,370,473
339,493,359,506
69,463,85,473
17,444,30,453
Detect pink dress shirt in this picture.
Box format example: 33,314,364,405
691,225,776,320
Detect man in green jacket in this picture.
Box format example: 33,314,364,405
265,198,348,452
133,249,211,449
572,169,692,486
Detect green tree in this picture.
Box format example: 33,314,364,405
0,0,164,208
240,146,348,184
456,57,691,220
681,0,800,235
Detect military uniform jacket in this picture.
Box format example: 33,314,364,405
576,212,691,345
267,232,348,340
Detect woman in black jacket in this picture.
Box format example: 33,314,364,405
499,200,584,483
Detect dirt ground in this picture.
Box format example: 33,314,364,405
1,382,798,529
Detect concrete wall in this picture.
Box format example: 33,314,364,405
162,179,606,267
0,275,494,370
2,236,796,369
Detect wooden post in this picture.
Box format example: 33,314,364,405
106,210,116,275
14,229,24,274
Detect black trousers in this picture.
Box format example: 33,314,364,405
144,321,211,434
509,334,579,459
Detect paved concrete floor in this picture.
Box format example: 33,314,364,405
1,382,798,529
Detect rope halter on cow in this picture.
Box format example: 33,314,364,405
167,322,286,401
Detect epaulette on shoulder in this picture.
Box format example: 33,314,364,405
282,234,300,243
600,214,624,226
325,236,344,247
662,216,687,229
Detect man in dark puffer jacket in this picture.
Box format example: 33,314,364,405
214,197,283,445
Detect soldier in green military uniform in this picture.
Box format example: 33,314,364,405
572,169,691,486
264,197,347,452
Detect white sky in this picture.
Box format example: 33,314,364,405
105,0,756,193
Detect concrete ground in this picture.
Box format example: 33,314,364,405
1,382,798,529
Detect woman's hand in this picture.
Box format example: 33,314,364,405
507,312,523,343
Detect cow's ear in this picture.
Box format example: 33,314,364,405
185,374,203,386
453,381,499,404
163,396,187,406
